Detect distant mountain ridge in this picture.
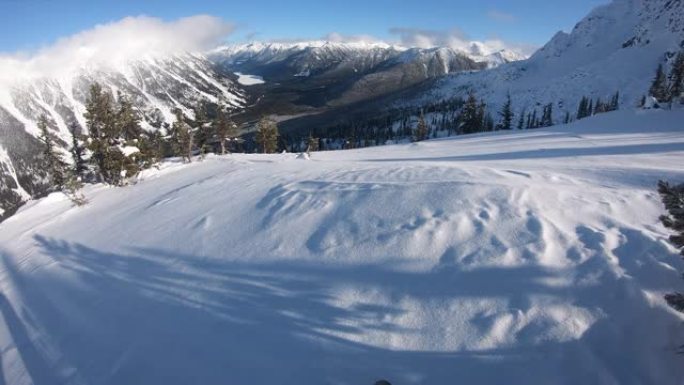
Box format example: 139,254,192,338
211,40,526,76
209,41,523,110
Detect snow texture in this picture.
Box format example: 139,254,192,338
0,109,683,384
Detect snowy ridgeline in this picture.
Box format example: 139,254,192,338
0,109,684,384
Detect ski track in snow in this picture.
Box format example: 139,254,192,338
0,109,683,384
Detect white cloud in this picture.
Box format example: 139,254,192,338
387,27,537,58
323,32,385,44
0,15,234,82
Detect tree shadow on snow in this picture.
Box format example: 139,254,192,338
0,234,681,384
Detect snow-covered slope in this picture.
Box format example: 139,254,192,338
0,53,245,219
416,0,684,118
0,108,683,384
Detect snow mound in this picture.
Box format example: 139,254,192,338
0,109,683,384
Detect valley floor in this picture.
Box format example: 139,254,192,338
0,109,684,384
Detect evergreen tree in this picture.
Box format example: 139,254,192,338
38,115,67,189
84,83,112,182
564,111,571,124
256,117,279,153
541,103,553,127
68,122,87,179
116,92,142,141
459,93,481,134
650,64,670,102
517,108,526,129
577,97,588,120
214,103,237,155
171,109,194,162
137,131,164,168
83,83,143,185
39,116,87,205
610,91,620,111
414,112,429,141
306,133,319,155
193,101,211,155
499,93,514,130
658,181,684,321
529,109,538,129
669,52,684,102
115,92,142,178
587,99,594,117
594,97,605,114
484,112,495,132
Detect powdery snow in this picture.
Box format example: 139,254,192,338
0,109,683,384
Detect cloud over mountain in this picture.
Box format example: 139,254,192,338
0,15,234,82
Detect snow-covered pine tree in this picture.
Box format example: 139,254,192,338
84,83,140,185
115,92,141,179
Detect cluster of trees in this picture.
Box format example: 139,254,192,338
658,181,684,352
37,83,258,202
649,52,684,103
576,92,620,120
37,116,86,205
169,100,243,161
519,102,555,129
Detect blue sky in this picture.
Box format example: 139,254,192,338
0,0,608,53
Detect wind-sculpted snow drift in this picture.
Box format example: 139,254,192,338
0,109,683,384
